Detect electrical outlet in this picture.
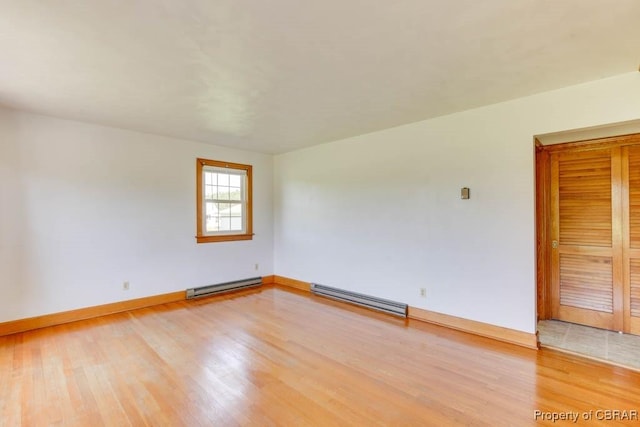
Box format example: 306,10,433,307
420,288,427,298
123,281,130,291
255,263,259,271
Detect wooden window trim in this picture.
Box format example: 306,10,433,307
196,158,253,244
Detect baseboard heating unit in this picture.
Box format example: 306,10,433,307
186,277,262,299
310,283,408,318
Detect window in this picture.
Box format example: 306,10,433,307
196,158,253,243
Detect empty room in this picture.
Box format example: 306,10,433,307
2,1,640,425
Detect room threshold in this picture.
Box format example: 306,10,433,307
538,320,640,372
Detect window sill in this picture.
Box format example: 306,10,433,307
196,233,253,244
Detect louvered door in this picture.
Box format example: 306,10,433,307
624,146,640,334
545,136,640,335
550,147,623,331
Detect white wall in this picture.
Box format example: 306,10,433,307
3,72,639,331
274,72,640,334
0,109,273,323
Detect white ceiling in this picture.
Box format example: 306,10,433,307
1,1,639,154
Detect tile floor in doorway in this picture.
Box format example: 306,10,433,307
538,320,640,371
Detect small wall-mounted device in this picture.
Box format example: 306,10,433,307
461,187,470,199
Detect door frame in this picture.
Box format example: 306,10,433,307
535,139,551,321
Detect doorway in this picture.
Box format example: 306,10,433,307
537,133,640,336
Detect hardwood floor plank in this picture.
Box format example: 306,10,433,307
1,287,640,426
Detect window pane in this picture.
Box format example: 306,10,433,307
205,172,217,185
230,216,242,230
229,186,241,201
206,218,218,232
205,184,216,199
229,175,241,187
205,203,218,232
230,203,242,216
219,216,231,231
218,173,229,186
204,201,240,232
218,187,230,200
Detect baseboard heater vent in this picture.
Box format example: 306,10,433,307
310,283,407,318
186,277,262,299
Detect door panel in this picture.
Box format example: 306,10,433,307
558,154,612,247
628,259,640,333
559,254,613,313
626,145,640,333
551,149,618,330
627,146,640,249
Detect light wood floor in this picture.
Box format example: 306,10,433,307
2,286,640,426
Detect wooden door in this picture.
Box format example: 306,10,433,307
550,147,623,331
624,145,640,334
